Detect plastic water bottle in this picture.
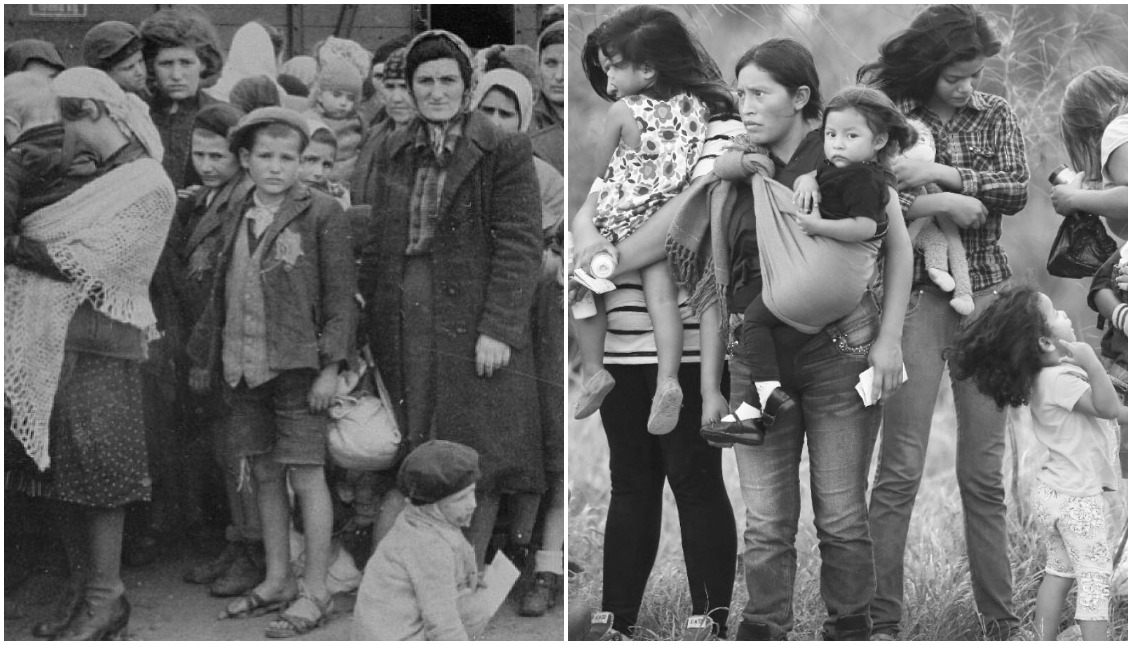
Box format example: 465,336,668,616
590,252,617,279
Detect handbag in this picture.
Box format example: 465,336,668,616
1047,211,1119,279
327,362,402,471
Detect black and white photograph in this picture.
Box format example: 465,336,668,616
565,4,1128,641
4,3,564,640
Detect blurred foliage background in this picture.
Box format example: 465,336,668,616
567,3,1128,334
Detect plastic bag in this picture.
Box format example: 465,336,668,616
1047,212,1119,279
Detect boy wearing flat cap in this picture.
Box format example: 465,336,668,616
353,440,494,641
82,21,147,96
186,106,356,638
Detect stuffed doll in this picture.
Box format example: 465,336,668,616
902,118,974,315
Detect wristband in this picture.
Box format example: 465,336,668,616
1114,303,1128,336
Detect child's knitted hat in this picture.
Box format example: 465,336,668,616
382,48,407,83
317,56,362,97
398,440,480,505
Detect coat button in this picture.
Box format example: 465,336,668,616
455,324,467,334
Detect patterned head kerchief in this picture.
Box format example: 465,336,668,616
52,66,164,160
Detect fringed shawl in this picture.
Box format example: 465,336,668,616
6,158,176,469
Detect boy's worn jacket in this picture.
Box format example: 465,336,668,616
186,182,357,379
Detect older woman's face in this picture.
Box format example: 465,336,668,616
412,58,464,122
382,78,413,125
539,44,564,105
153,46,203,101
736,63,804,147
108,51,148,96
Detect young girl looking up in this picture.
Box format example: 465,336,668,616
710,86,915,443
572,5,735,434
947,286,1126,641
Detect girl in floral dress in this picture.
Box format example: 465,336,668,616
571,5,735,434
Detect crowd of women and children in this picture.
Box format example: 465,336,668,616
5,4,564,640
567,4,1127,641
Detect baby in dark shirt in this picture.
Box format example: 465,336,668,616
716,86,914,444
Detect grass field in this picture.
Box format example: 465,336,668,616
567,378,1129,640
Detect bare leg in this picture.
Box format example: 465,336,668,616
87,508,126,602
640,260,683,382
243,457,296,601
609,206,679,279
570,294,607,381
466,493,501,570
288,466,332,602
1033,573,1072,640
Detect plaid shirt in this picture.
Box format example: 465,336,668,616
896,91,1030,291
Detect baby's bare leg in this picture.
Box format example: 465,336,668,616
640,260,682,382
569,294,607,380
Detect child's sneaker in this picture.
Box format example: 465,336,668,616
586,611,629,641
647,377,683,435
760,387,796,428
682,615,718,640
575,370,616,419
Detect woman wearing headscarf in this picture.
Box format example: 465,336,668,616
473,66,565,618
528,21,564,173
4,39,65,78
5,67,176,640
205,21,282,105
356,30,544,570
350,47,413,206
139,6,224,190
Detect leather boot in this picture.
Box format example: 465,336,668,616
53,595,129,641
31,587,81,638
209,541,265,597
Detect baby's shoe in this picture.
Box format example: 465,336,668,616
700,417,766,446
760,388,796,428
647,377,683,435
574,370,616,419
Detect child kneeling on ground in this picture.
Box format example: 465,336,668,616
187,106,357,639
353,440,492,641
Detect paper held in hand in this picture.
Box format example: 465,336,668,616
856,365,909,407
480,553,522,619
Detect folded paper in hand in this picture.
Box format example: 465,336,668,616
856,365,908,407
480,553,521,619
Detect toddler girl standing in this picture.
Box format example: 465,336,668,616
948,286,1127,640
572,5,734,434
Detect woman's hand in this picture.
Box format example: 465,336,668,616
177,184,204,201
570,222,616,277
1050,185,1082,216
891,158,939,191
308,366,340,413
942,193,988,229
700,389,731,428
793,173,821,214
868,334,904,403
189,367,211,394
475,334,512,378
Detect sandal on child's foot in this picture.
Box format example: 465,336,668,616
646,378,683,435
574,370,616,420
219,586,298,620
760,388,795,428
265,592,332,638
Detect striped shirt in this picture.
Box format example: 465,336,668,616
895,91,1030,291
602,275,702,365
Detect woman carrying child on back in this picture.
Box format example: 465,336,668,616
705,86,915,443
947,286,1127,640
572,5,736,434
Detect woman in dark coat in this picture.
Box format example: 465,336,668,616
357,30,544,568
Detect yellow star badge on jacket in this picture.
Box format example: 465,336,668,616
274,229,304,269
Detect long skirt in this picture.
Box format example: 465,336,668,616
7,351,150,508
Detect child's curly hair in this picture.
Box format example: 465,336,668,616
944,286,1051,409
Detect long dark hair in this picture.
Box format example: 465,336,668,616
580,6,735,117
734,38,823,122
1060,66,1128,183
945,286,1050,408
857,4,1001,104
824,86,917,165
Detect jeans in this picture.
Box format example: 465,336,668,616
600,363,737,637
733,294,881,639
869,284,1018,635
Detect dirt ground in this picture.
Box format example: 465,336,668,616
5,542,563,641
